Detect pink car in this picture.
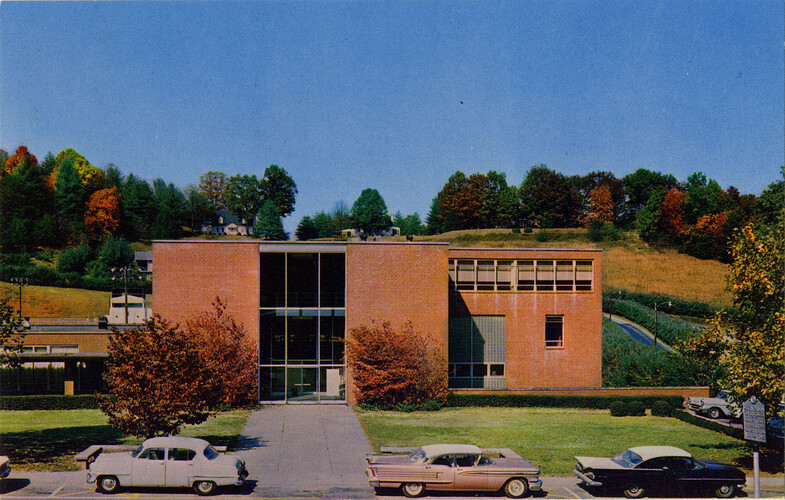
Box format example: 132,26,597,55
365,444,541,498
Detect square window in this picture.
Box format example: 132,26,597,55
489,364,505,376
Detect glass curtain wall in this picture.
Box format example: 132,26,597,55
259,249,345,402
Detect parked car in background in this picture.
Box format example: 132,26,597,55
0,456,10,480
86,436,247,496
365,444,541,498
687,390,741,419
574,446,745,498
767,416,784,449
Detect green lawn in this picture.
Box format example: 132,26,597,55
356,407,756,476
0,409,252,471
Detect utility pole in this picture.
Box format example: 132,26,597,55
112,268,129,324
10,277,28,318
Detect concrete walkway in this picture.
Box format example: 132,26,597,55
235,404,375,498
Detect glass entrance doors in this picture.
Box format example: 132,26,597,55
259,248,346,403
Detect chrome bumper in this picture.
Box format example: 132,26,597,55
529,479,543,491
573,469,602,487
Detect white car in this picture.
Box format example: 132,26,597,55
687,391,741,419
86,436,247,496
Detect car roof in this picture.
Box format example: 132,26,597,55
420,444,483,458
141,436,210,450
628,446,691,461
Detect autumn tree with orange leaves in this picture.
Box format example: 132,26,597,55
584,184,615,224
84,187,121,240
345,321,447,407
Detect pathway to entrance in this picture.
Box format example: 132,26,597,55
235,404,375,498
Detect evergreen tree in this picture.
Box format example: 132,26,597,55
351,188,390,234
254,199,288,240
53,158,85,244
121,174,156,240
151,179,185,239
295,216,319,241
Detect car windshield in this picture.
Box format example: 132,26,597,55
408,450,427,463
612,449,643,468
131,445,144,458
203,445,219,460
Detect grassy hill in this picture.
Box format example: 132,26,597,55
2,228,732,317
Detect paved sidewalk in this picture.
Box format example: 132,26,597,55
235,404,375,498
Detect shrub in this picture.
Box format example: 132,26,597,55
671,409,744,439
535,230,550,242
56,245,93,274
523,227,533,234
610,400,646,416
511,228,521,234
651,400,673,417
345,321,447,407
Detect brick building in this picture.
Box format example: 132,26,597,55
153,241,603,404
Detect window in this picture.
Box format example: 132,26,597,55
168,448,196,461
431,455,454,466
556,260,574,290
455,454,476,467
517,260,535,290
448,258,593,292
456,260,475,290
536,260,555,290
545,315,564,348
139,448,164,460
477,261,495,290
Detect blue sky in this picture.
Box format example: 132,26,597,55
1,1,783,232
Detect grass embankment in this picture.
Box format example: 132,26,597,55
356,406,756,476
0,283,109,318
0,409,251,471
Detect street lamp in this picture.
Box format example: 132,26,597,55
652,300,672,348
10,277,28,318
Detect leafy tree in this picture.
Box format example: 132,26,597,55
679,223,784,413
254,199,287,240
584,184,615,224
261,165,297,217
684,172,723,223
636,189,666,243
98,237,135,269
580,171,624,222
296,216,320,241
312,211,337,238
183,185,214,233
53,148,103,193
84,187,121,241
54,158,85,243
0,149,9,172
351,188,390,234
224,174,263,223
519,165,576,228
3,145,38,175
151,179,185,239
755,171,784,225
100,315,213,437
660,188,688,238
345,321,447,406
621,168,679,227
0,298,25,367
480,170,511,227
184,299,258,407
121,174,155,240
198,171,228,210
432,171,485,230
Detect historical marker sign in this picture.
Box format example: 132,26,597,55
743,397,767,444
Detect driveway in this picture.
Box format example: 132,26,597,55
235,404,375,498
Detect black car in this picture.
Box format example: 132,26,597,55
573,446,746,498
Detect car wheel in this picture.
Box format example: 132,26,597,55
623,483,646,499
193,480,217,496
708,407,722,419
96,475,120,494
715,484,735,498
402,482,425,498
504,478,529,498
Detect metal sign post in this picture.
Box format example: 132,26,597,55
743,397,766,498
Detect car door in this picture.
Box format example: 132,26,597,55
634,458,668,491
165,448,196,487
454,453,488,490
131,447,166,486
424,454,455,488
667,457,702,495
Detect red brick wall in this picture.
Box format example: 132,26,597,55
152,241,260,338
345,242,450,403
449,248,603,388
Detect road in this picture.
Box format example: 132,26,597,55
606,314,676,352
1,472,783,499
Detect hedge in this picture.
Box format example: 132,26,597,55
0,264,151,293
671,409,744,440
446,394,684,410
0,394,106,410
604,290,731,319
